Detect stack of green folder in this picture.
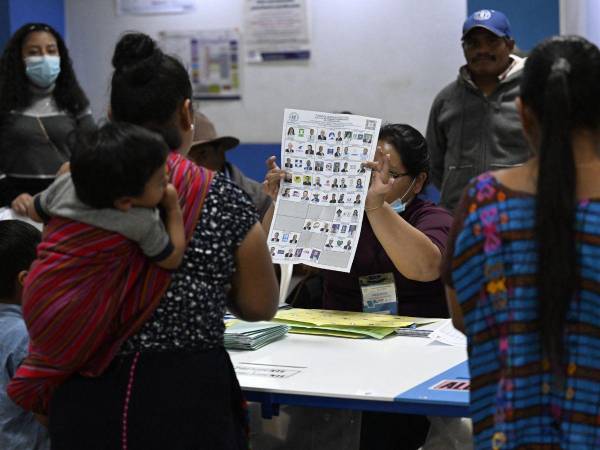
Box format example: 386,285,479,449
273,308,416,339
224,321,290,350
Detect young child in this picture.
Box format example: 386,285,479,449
28,121,185,269
9,122,202,415
0,220,49,450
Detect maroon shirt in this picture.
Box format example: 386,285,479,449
322,196,452,318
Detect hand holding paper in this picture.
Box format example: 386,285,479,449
364,150,394,210
263,155,286,201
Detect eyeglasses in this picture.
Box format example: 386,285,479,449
388,171,410,180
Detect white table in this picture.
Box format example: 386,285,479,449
229,323,469,418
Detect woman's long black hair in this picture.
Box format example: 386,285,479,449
520,36,600,361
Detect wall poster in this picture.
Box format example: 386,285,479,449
244,0,311,62
116,0,197,15
160,29,241,100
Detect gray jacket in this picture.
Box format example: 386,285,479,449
226,162,272,220
426,56,531,211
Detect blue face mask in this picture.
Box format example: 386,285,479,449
24,55,61,88
389,177,416,214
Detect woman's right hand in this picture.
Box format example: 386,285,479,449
11,193,34,216
363,149,394,210
262,156,287,201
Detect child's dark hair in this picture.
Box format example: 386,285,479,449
520,36,600,361
70,122,168,208
378,123,430,185
0,220,41,300
111,33,192,149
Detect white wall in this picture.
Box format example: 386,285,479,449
560,0,600,47
65,0,466,142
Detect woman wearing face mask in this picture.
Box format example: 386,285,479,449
350,123,453,316
262,123,453,450
265,123,451,317
0,23,95,211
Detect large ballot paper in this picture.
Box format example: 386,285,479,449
267,109,381,272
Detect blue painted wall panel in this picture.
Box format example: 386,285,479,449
9,0,64,36
0,0,65,51
0,0,11,51
227,143,281,182
467,0,559,51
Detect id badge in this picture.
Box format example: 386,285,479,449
359,273,397,314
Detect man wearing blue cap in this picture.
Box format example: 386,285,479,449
426,9,530,211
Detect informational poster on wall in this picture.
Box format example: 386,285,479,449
159,30,241,100
116,0,196,15
268,109,381,272
243,0,311,62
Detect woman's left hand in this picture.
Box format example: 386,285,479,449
363,150,394,210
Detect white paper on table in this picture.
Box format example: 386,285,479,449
267,109,381,272
0,207,43,230
428,319,467,347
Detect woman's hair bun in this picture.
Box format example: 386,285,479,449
112,33,163,85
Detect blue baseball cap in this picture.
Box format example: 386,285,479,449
462,9,511,39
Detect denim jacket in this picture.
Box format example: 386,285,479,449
0,304,49,450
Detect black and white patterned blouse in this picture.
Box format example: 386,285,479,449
122,173,259,353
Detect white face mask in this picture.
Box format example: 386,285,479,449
24,55,61,88
389,177,416,214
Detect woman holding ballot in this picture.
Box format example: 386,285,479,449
263,123,452,317
262,123,453,449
